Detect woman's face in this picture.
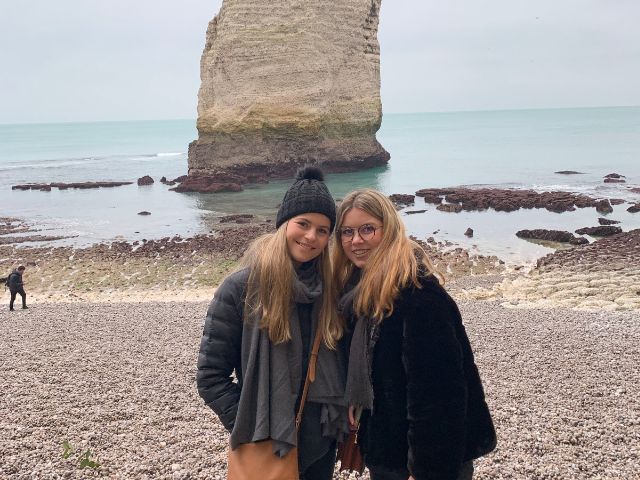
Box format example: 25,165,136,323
339,207,383,268
285,213,331,264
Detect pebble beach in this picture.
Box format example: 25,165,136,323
1,297,638,479
2,216,640,478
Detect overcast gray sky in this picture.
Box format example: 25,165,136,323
1,0,639,123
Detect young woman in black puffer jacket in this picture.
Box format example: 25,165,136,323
196,167,349,480
333,189,496,480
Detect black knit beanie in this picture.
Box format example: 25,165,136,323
276,166,336,232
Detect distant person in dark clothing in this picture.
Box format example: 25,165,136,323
8,265,28,311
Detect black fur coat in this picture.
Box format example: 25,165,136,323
355,274,496,480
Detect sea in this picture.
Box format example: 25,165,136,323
2,106,640,265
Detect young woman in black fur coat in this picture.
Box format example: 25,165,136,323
333,189,496,480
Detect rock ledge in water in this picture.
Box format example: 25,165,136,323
12,181,133,191
516,229,588,245
389,194,415,208
598,217,621,225
415,187,620,214
627,203,640,213
137,175,154,186
575,226,622,237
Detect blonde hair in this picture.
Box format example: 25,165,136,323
332,189,443,323
240,223,342,348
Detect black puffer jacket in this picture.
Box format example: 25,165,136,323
7,270,24,291
356,274,496,480
196,269,248,431
196,267,337,471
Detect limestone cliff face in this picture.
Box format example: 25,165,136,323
187,0,389,188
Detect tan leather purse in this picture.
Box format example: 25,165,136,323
227,326,323,480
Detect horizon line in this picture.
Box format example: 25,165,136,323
2,104,638,127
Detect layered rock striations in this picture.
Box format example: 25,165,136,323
186,0,389,191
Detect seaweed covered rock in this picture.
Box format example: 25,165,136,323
516,229,588,245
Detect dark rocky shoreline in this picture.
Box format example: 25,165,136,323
12,181,133,191
414,187,627,214
536,228,640,271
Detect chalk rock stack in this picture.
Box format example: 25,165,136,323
186,0,389,191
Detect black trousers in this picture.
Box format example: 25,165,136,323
299,442,337,480
368,461,474,480
9,288,27,309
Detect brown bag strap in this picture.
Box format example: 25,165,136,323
295,324,323,431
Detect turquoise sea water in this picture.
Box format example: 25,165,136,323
2,106,640,264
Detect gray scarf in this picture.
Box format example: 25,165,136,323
230,263,349,456
339,270,377,411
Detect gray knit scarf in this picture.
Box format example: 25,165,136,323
339,270,378,411
230,263,349,457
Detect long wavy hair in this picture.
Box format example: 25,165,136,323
240,222,342,348
332,189,443,323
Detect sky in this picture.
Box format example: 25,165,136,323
1,0,639,123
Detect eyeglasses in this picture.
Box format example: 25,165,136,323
339,224,383,242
